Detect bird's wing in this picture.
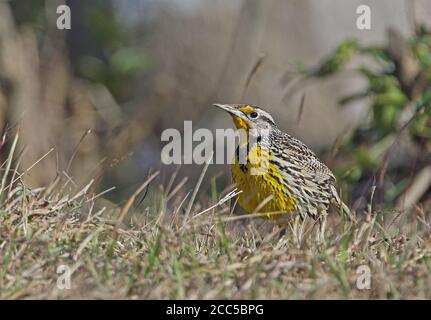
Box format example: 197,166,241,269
269,133,337,207
275,133,336,183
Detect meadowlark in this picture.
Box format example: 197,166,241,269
213,103,353,223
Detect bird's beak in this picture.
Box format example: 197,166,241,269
213,103,251,130
212,104,245,118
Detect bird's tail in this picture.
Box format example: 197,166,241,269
330,185,356,222
339,200,356,222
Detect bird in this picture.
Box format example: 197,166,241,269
213,103,354,223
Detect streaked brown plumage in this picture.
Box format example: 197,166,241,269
213,103,353,222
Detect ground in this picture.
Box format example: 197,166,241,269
1,176,431,299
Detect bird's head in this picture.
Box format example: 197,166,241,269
213,104,276,131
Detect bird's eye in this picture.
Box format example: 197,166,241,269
249,111,259,119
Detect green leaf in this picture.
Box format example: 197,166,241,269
110,48,150,75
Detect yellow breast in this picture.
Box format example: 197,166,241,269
232,145,297,220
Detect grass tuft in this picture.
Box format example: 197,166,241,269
0,170,430,299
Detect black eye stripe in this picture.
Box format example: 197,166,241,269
261,115,275,124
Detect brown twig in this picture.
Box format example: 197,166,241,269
66,128,92,174
396,165,431,211
114,171,160,233
241,53,266,99
353,103,427,212
296,93,306,126
405,0,417,34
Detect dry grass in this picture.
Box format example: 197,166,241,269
1,167,431,300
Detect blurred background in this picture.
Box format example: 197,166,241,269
1,0,430,213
